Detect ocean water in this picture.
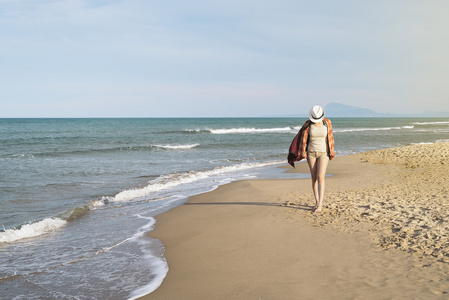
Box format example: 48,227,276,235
1,117,449,299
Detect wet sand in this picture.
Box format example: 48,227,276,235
141,143,449,299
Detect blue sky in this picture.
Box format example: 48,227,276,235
1,0,448,117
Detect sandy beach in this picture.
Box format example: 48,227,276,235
141,142,449,299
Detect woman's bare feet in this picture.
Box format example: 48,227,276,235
312,201,322,212
313,206,322,213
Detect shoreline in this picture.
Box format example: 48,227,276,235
140,143,449,299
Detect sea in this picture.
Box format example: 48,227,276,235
1,117,449,299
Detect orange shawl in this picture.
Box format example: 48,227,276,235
287,118,335,167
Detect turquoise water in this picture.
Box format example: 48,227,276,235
1,117,449,299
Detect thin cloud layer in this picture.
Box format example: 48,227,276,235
1,0,448,117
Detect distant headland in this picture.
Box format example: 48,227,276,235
278,102,449,118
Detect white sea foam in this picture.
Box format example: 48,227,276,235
152,144,199,150
209,127,295,134
210,127,293,134
91,199,106,207
0,218,67,243
108,162,280,203
411,139,449,145
127,255,168,300
411,142,434,145
127,215,168,300
413,121,449,125
334,126,406,133
186,126,300,134
186,129,204,133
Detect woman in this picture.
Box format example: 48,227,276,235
288,105,335,212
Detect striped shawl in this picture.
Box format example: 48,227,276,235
287,118,335,167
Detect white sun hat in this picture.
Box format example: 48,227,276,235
309,105,325,123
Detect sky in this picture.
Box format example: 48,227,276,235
1,0,449,117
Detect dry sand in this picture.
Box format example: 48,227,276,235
141,143,449,299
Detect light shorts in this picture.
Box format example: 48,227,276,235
307,151,329,159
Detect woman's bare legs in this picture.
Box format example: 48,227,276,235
307,155,330,212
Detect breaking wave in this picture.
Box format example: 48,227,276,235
3,144,201,159
413,121,449,125
186,127,299,134
151,143,199,150
1,160,281,244
334,126,414,133
0,218,67,243
0,199,114,244
103,161,281,203
209,127,296,134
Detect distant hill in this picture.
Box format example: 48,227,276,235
324,102,389,117
271,102,449,118
324,102,449,118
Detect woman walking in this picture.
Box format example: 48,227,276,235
288,105,335,212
